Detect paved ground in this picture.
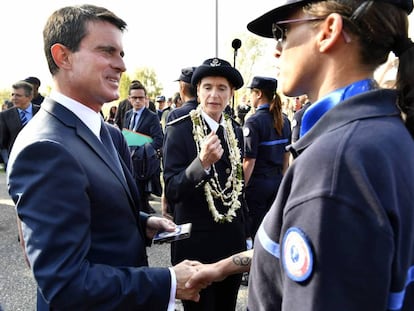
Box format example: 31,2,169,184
0,169,247,310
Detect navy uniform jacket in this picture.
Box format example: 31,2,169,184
7,99,171,310
291,101,311,143
243,105,291,175
248,89,414,310
163,114,247,265
0,103,40,152
243,105,291,237
166,99,198,122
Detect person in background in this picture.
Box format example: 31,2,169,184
166,66,198,122
186,0,414,310
113,80,140,129
172,92,182,109
124,81,163,214
236,94,251,125
24,76,45,106
291,94,311,143
7,5,205,310
243,76,291,241
163,57,248,310
105,105,117,124
0,81,40,169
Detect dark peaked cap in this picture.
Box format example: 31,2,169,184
191,58,244,90
247,0,413,38
248,76,277,93
175,67,197,84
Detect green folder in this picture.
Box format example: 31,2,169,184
122,129,153,146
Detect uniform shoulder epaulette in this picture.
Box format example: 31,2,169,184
166,113,191,127
226,115,241,126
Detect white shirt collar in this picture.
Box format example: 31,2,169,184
201,110,226,133
49,90,102,138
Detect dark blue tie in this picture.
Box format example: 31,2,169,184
20,110,28,126
100,121,125,181
129,112,138,130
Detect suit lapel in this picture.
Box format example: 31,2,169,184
134,108,146,131
43,99,133,201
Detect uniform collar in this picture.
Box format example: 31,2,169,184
256,103,270,110
288,89,400,158
300,79,377,137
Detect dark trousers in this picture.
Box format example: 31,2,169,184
245,174,283,240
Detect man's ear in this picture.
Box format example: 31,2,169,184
317,13,345,53
50,43,72,69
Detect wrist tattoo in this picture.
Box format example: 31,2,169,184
232,255,251,266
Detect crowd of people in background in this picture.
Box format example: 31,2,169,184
2,1,414,310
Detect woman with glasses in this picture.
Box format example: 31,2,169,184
186,0,414,310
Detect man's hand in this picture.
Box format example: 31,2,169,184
184,262,224,290
146,216,176,239
199,131,223,170
173,260,207,301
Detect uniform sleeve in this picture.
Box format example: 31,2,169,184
163,122,210,203
280,195,394,310
243,118,259,158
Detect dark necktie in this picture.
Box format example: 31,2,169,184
129,112,138,130
216,125,230,157
100,121,125,181
20,110,28,126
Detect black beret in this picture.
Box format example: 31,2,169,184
248,76,277,93
175,67,197,84
191,58,244,90
247,0,413,38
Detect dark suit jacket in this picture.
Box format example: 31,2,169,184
7,99,171,310
0,104,40,152
123,108,163,151
163,115,247,265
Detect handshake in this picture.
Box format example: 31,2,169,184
172,259,228,301
147,216,253,302
171,249,253,301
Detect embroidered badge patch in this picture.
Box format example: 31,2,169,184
282,227,313,282
243,127,250,137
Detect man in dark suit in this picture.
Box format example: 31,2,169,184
7,5,203,310
124,82,163,214
163,57,248,310
0,80,40,169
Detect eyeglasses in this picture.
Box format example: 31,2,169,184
272,17,325,42
130,96,146,101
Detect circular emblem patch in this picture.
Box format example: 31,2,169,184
243,127,250,137
282,227,313,282
291,119,298,128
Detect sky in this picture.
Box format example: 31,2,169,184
1,1,413,100
0,0,277,98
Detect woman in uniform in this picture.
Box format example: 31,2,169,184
243,76,291,240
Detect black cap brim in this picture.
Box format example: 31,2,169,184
247,0,312,38
247,0,413,38
191,66,244,90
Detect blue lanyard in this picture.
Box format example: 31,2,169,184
300,79,376,137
